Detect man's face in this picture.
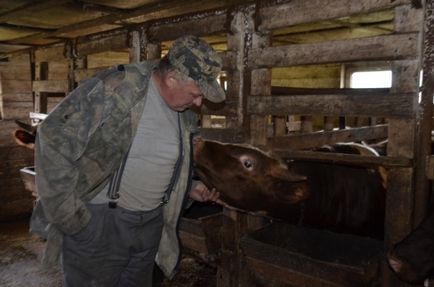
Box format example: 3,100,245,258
167,79,203,112
165,76,203,112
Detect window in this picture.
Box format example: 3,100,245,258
350,70,392,88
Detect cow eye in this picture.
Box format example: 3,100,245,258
243,159,253,169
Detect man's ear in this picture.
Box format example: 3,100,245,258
165,70,179,88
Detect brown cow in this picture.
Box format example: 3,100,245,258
193,139,386,239
193,138,310,216
13,119,37,149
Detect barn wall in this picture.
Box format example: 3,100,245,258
0,53,34,221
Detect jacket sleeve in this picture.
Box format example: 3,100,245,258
35,76,106,235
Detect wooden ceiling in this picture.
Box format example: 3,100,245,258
0,0,395,59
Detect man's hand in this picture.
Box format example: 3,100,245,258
189,181,220,203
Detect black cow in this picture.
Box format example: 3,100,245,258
387,199,434,284
193,139,386,239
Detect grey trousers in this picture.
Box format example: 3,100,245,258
62,203,163,287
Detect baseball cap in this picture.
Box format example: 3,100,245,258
167,35,226,103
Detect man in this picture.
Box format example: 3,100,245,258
31,35,225,286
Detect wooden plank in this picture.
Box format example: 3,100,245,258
241,223,383,287
2,80,32,94
249,33,418,68
271,86,390,95
247,93,415,117
0,120,21,147
275,150,412,168
259,0,412,31
75,32,128,56
269,125,388,151
74,67,107,83
384,168,414,245
395,4,425,33
32,80,68,93
179,231,208,254
0,65,31,80
1,93,33,102
200,128,245,143
149,13,227,42
34,44,65,62
48,61,69,80
1,101,33,120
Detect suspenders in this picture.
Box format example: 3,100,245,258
107,113,183,208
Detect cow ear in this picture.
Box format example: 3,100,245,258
271,180,309,204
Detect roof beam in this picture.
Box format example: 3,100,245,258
0,0,70,23
8,0,185,44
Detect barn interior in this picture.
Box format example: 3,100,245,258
0,0,432,286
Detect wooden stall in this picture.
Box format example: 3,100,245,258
0,53,34,221
0,0,432,286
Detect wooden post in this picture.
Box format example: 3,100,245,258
143,30,161,60
249,27,271,147
226,10,253,132
415,0,434,226
382,4,424,287
129,30,141,63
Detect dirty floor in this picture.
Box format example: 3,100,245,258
0,219,216,287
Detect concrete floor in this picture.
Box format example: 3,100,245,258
0,219,216,287
0,220,62,287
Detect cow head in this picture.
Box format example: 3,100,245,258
193,138,309,215
387,213,434,285
13,120,37,149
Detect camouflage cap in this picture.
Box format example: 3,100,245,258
167,35,225,103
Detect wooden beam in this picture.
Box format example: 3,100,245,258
275,150,412,169
200,128,245,143
32,80,68,93
75,32,128,56
269,125,388,151
8,0,183,45
271,87,390,96
413,1,434,226
247,93,416,118
259,0,413,31
0,0,70,22
249,33,418,68
148,14,227,42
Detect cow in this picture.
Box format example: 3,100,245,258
193,138,310,216
13,120,37,149
193,138,386,239
387,200,434,285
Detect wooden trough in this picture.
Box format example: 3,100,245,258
240,222,384,287
179,203,223,262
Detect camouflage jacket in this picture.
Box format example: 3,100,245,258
32,60,198,278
